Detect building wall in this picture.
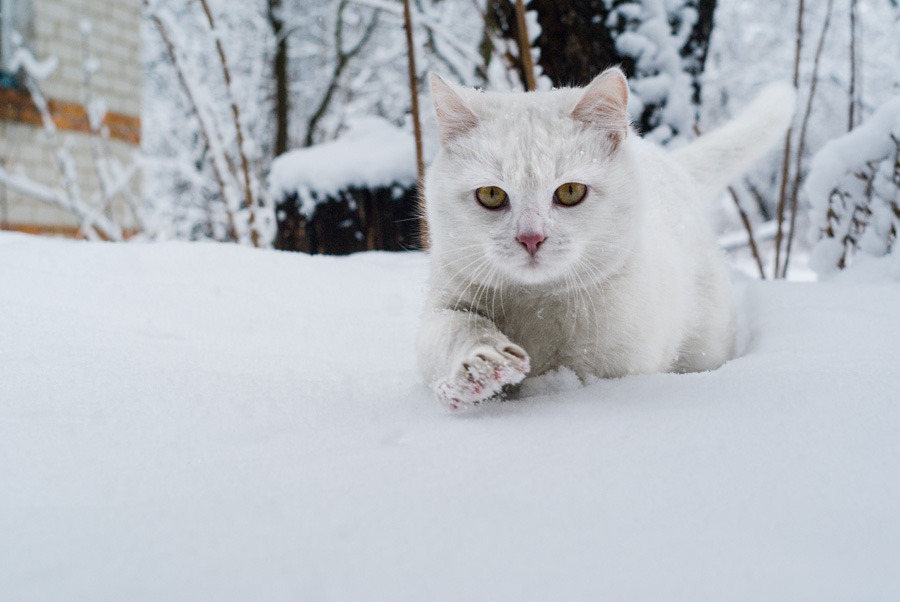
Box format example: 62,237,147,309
0,0,141,235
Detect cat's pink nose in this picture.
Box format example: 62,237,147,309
517,231,545,256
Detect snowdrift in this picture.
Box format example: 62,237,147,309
1,233,898,601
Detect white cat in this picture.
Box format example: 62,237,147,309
417,68,795,409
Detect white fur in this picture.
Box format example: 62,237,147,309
418,70,795,408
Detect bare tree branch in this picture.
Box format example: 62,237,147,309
348,0,484,69
774,0,804,278
197,0,261,246
848,0,859,131
145,2,240,241
782,0,835,277
304,0,379,147
728,185,766,278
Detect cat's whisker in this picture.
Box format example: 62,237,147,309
446,247,491,274
466,264,495,334
489,265,502,330
573,258,612,338
562,271,576,337
565,268,583,334
442,251,492,309
460,255,495,314
500,286,508,324
454,257,493,315
571,261,602,337
571,271,591,340
485,266,502,309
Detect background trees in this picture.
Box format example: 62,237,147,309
3,0,897,275
487,0,717,143
138,0,900,273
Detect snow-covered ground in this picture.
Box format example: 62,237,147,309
2,232,899,601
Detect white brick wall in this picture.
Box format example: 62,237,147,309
35,0,141,117
0,120,139,229
1,0,141,231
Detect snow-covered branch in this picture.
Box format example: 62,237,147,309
0,38,131,241
348,0,484,72
0,164,122,241
806,96,900,274
304,0,380,146
197,0,264,246
143,0,275,246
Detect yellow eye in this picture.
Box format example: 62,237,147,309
554,182,587,206
475,186,508,209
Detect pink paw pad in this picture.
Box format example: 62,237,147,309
435,344,530,409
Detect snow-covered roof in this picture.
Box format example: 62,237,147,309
268,117,418,208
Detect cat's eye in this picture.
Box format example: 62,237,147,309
475,186,508,209
554,182,588,206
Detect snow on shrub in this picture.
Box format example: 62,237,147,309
609,0,701,145
268,117,421,254
806,96,900,275
269,117,417,216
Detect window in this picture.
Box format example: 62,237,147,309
0,0,34,88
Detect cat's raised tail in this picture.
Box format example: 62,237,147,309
672,82,796,202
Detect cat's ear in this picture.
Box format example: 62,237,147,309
571,67,630,147
430,73,478,146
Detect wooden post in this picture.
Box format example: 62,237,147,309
402,0,426,245
513,0,536,91
268,0,289,156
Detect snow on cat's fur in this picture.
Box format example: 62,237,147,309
417,68,795,408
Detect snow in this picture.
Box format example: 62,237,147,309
9,45,58,82
86,98,107,131
2,232,900,600
268,116,418,215
610,0,699,145
805,96,900,275
805,96,900,208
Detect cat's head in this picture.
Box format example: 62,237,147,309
424,68,643,291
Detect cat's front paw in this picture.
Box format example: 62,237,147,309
435,343,530,409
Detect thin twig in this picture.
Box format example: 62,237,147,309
18,53,123,240
728,185,766,278
848,0,859,131
79,25,116,222
413,0,466,83
745,179,773,221
782,0,835,277
694,122,766,279
198,0,259,246
348,0,484,69
774,0,804,278
304,0,379,146
0,164,122,239
145,3,240,241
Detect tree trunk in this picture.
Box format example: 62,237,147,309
486,0,717,134
268,0,290,156
680,0,717,105
532,0,621,87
